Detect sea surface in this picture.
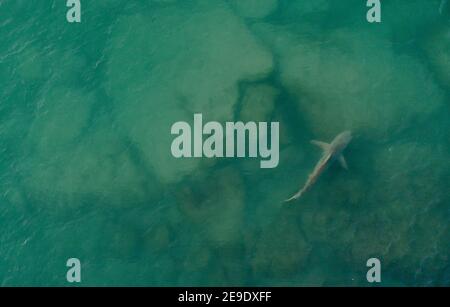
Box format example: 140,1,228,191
0,0,449,286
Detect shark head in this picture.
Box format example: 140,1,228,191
337,130,352,144
332,130,352,153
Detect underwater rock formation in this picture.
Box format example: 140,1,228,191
250,211,311,281
105,1,273,183
239,84,278,123
20,88,151,207
175,166,245,247
253,24,444,140
336,142,449,284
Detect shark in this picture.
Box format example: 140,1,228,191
285,131,353,202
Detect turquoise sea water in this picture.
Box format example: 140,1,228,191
0,0,449,286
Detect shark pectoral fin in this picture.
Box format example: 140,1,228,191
310,140,330,151
338,154,348,170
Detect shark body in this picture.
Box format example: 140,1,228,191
285,131,352,202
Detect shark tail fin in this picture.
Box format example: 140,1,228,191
310,140,330,152
283,190,304,203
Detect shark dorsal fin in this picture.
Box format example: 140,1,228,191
310,140,330,151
